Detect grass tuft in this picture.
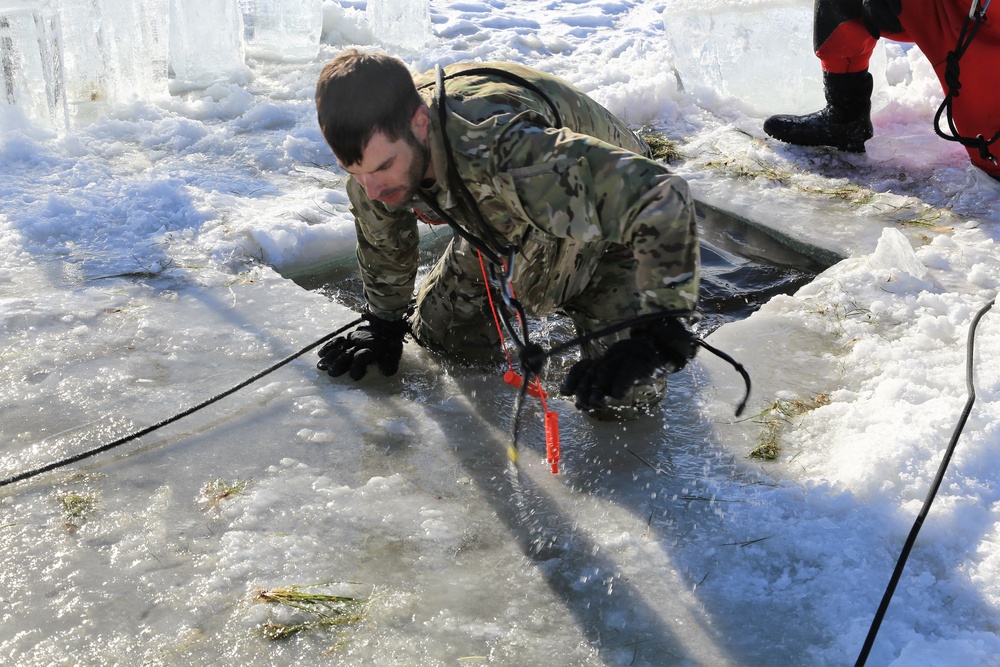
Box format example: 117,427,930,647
251,583,367,642
799,182,875,205
896,209,954,230
198,477,251,511
639,130,683,163
703,155,795,185
748,393,830,460
58,490,98,532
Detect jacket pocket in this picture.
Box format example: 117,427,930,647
495,158,608,315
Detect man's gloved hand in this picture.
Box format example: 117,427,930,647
317,312,408,380
862,0,903,39
560,317,697,411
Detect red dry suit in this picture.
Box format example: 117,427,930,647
814,0,1000,176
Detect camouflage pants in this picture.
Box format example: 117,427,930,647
410,234,668,411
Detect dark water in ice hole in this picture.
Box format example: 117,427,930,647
298,203,829,336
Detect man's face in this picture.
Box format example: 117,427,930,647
341,112,431,208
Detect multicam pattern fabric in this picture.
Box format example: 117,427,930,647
345,62,700,374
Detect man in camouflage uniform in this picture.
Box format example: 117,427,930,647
314,48,700,414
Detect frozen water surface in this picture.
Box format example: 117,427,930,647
2,1,1000,666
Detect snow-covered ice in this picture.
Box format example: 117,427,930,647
1,1,999,665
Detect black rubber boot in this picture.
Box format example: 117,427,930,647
764,71,874,153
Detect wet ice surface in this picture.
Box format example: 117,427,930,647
0,213,817,665
0,262,774,666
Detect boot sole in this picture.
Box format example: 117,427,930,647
763,116,871,154
764,133,867,154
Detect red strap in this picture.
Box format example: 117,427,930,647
545,410,561,474
477,250,515,369
476,250,561,473
414,208,447,225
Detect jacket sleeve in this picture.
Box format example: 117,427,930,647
346,176,421,321
489,111,699,314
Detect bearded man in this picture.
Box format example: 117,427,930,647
314,49,701,415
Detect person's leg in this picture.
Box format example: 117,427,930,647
410,235,502,359
764,0,881,152
560,244,668,418
814,0,882,73
898,0,1000,178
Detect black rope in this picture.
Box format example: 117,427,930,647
421,64,749,449
508,363,534,462
417,64,564,131
695,338,752,417
544,308,700,357
500,306,751,464
431,65,511,259
544,309,751,417
855,297,995,666
0,318,363,489
416,189,503,266
933,1,998,165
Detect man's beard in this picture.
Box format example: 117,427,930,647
398,130,431,204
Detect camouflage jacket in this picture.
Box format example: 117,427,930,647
345,61,699,322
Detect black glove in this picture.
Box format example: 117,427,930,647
862,0,903,39
317,312,408,380
560,317,697,411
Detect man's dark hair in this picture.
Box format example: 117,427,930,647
315,49,424,167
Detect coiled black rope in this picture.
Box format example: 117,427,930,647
855,297,995,666
0,318,362,490
933,1,998,166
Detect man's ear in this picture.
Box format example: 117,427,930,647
411,105,430,141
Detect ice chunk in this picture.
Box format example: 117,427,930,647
0,0,170,127
660,0,887,115
870,227,928,280
367,0,432,53
53,0,111,116
240,0,323,62
53,0,168,123
168,0,250,93
100,0,170,101
0,0,67,129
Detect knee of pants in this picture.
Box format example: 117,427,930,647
816,19,879,73
410,290,501,358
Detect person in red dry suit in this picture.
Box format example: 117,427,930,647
763,0,1000,180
